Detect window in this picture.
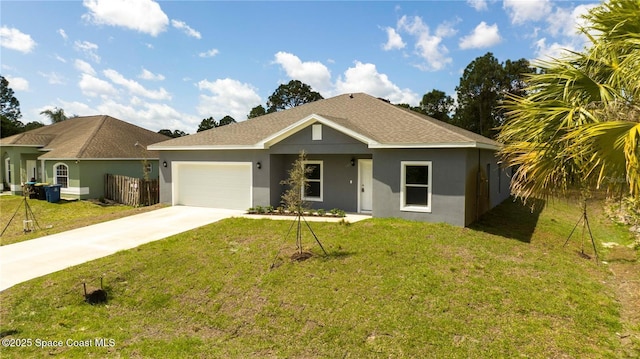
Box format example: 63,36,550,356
401,161,432,212
54,163,69,188
302,161,322,201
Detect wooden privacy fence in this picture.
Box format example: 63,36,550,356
104,174,159,207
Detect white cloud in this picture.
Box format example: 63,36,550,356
503,0,553,24
273,52,332,94
82,0,169,37
459,22,501,49
199,49,219,58
5,76,29,91
103,69,171,100
138,68,165,81
171,19,201,39
58,29,68,40
79,73,118,98
0,26,36,53
55,55,67,63
74,59,96,75
397,15,453,71
197,78,262,121
335,61,419,105
74,40,101,63
382,27,405,51
467,0,488,11
39,72,66,85
534,38,575,61
547,4,597,38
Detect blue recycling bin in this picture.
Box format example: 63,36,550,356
45,184,62,203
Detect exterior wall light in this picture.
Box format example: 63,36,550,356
162,161,168,168
256,162,262,169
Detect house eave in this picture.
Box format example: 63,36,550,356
369,142,500,150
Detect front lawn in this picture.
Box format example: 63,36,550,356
0,195,164,246
0,197,638,358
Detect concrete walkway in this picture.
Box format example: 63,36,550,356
0,206,242,291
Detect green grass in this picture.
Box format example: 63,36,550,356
0,195,164,246
0,197,637,358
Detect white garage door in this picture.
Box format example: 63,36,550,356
173,162,252,210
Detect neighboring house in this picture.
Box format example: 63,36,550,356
1,115,170,200
149,93,511,226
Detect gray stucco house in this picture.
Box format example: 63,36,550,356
1,115,169,199
148,93,511,226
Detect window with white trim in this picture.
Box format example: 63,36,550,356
401,161,432,212
54,163,69,188
302,161,323,201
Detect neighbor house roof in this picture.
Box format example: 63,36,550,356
149,93,500,151
0,115,170,159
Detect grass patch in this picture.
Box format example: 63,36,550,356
0,197,637,358
0,195,165,246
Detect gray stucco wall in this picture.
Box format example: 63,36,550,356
372,148,468,226
156,123,511,226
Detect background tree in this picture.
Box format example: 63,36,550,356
23,121,44,131
219,115,236,127
158,129,187,138
498,0,640,202
1,75,24,138
247,104,266,119
454,53,532,138
266,80,323,113
40,107,68,123
419,89,455,122
197,117,217,132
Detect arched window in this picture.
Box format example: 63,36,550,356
54,163,68,188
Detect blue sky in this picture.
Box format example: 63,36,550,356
1,0,598,133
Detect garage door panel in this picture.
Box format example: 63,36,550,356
174,162,251,210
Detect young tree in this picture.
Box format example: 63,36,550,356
267,80,323,113
1,75,24,138
280,150,312,213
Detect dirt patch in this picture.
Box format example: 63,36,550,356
606,246,640,357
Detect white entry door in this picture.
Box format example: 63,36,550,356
358,159,373,213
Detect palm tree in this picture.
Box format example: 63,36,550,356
498,0,640,203
40,107,68,124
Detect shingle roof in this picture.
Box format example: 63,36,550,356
149,93,499,150
0,115,170,159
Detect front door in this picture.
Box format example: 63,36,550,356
358,159,373,213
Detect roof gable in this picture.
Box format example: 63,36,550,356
149,93,500,151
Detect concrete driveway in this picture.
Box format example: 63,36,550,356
0,206,242,291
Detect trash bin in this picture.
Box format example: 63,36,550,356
45,184,61,203
34,183,48,200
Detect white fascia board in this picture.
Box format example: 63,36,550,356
260,114,378,148
369,142,500,150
